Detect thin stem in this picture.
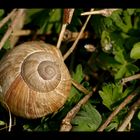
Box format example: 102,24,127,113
57,9,74,49
121,74,140,85
97,90,138,131
12,29,32,36
1,101,12,132
63,8,94,60
60,91,93,131
56,24,67,48
0,9,17,29
71,79,89,94
0,9,25,50
117,97,140,131
81,9,119,17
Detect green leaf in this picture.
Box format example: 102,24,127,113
115,65,127,80
130,42,140,59
127,9,135,16
125,63,139,76
99,83,123,110
25,9,45,24
110,9,130,33
105,122,118,131
25,9,62,34
67,64,84,104
71,102,102,131
101,30,113,53
0,9,4,17
138,111,140,120
0,120,5,126
23,124,32,131
38,9,62,34
114,50,126,64
97,52,120,70
72,64,84,83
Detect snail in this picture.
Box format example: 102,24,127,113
0,41,71,119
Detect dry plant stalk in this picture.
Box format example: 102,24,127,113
121,74,140,85
9,10,26,47
60,91,93,131
0,101,12,132
81,9,119,17
59,9,96,131
71,79,89,94
97,90,138,131
117,97,140,131
63,8,94,60
60,75,94,131
11,29,32,36
57,9,75,49
0,9,17,29
0,9,25,50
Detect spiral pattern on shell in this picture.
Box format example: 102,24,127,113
0,41,71,119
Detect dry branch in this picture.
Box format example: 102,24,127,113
121,74,140,85
71,79,89,94
11,29,32,36
81,9,119,17
60,91,93,131
57,9,74,49
97,90,138,131
117,97,140,131
0,9,17,29
63,8,94,60
0,9,25,50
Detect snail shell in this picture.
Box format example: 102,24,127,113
0,41,71,119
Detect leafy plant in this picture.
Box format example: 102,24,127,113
1,8,140,132
71,102,102,131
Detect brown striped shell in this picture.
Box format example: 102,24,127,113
0,41,71,119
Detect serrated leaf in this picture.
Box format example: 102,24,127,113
99,83,123,110
125,63,139,76
71,102,102,131
130,42,140,59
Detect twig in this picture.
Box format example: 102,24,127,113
56,24,67,48
81,9,119,17
57,9,74,49
121,74,140,85
62,30,90,42
97,90,138,131
0,9,17,29
0,9,25,50
0,101,12,132
71,79,89,94
117,97,140,131
63,8,94,60
60,91,93,131
11,29,31,36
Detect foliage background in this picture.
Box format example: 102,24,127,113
0,9,140,131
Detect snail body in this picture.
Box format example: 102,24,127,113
0,41,71,119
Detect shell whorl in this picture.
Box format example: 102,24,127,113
21,51,61,93
0,41,71,119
